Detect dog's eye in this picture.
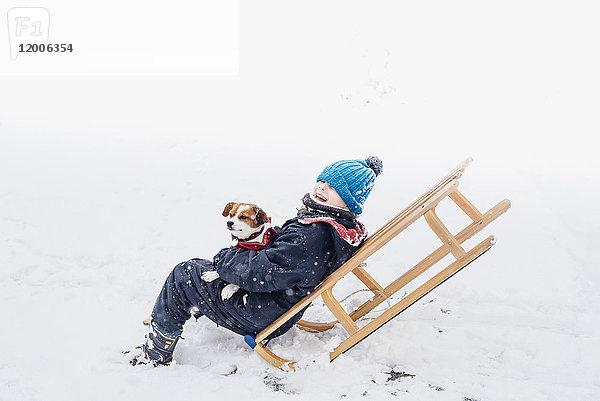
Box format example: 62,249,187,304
239,215,247,220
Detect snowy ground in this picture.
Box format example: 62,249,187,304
2,1,600,400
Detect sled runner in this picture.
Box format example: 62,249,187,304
244,157,511,371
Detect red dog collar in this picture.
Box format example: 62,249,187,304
235,226,277,250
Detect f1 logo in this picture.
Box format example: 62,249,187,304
7,7,50,60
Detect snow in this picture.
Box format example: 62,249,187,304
1,1,600,400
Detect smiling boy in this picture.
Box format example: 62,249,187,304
130,156,383,366
313,181,348,209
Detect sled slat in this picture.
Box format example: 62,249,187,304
449,189,483,221
322,289,358,335
424,208,466,259
253,342,297,372
352,265,385,294
296,319,336,332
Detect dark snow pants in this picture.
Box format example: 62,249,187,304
151,258,302,339
151,258,239,336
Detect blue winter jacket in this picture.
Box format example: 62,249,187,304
203,216,364,339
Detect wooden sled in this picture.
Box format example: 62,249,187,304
244,157,511,371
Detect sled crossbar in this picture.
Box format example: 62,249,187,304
247,157,511,371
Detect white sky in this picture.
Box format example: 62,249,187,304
0,1,598,174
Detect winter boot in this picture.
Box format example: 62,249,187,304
128,318,182,367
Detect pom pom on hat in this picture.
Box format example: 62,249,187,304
365,156,383,176
317,156,383,214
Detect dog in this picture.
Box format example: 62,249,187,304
201,202,275,301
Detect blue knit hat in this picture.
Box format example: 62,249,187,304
316,156,383,214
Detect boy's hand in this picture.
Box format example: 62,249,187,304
201,271,220,282
221,284,240,300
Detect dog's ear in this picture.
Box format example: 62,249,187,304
253,206,268,225
222,202,235,217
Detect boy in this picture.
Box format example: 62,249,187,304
130,156,383,366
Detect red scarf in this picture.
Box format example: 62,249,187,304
298,217,367,247
235,226,278,250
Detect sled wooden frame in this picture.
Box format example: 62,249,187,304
244,157,511,371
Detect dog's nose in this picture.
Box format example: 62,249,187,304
227,221,234,228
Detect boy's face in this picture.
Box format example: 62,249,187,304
313,180,349,210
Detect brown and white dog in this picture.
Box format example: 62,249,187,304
221,202,270,243
201,202,274,301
